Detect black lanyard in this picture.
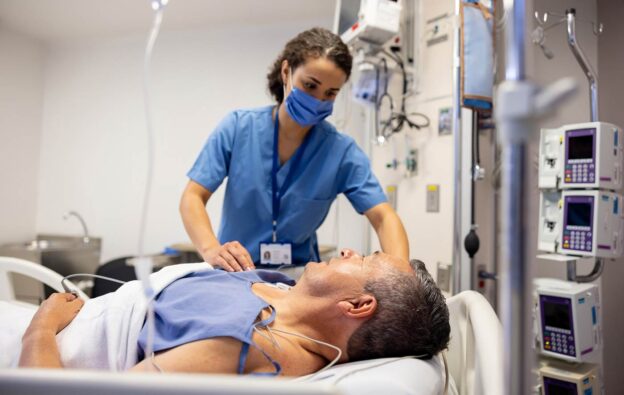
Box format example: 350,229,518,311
271,106,311,242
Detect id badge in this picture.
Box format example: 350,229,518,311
260,242,292,265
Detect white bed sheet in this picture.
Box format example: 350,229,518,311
0,301,37,368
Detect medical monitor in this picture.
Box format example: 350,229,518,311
561,195,593,253
564,128,596,185
538,122,623,191
535,279,600,363
543,376,577,395
334,0,401,47
335,0,362,36
539,362,599,395
539,295,576,358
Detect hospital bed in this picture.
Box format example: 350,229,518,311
0,256,502,395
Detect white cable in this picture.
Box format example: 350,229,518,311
61,273,126,293
265,327,342,382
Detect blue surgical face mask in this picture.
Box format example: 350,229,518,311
284,68,334,127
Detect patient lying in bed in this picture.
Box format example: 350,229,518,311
15,249,450,376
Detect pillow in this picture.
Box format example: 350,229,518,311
304,356,456,395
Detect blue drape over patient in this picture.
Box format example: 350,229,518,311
137,269,295,374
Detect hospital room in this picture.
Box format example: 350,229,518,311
1,0,623,394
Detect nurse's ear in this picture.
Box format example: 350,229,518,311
280,59,290,87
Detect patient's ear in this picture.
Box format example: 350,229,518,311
337,294,377,319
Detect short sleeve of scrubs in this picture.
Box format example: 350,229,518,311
187,112,238,192
338,142,387,214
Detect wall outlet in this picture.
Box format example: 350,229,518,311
426,184,440,212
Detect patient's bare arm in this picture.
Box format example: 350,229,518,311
130,336,244,373
19,293,84,368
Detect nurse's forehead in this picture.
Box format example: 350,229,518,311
296,58,346,81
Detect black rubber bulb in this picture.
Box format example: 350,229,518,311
464,228,480,259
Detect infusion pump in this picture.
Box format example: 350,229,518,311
539,362,599,395
534,279,600,363
539,122,623,191
538,190,624,258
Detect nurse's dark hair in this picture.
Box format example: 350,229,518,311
347,259,451,361
267,27,352,103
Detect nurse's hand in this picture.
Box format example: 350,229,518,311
203,241,255,272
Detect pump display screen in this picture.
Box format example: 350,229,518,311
568,134,594,160
543,377,577,395
543,299,572,330
566,202,592,227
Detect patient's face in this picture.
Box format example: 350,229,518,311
298,249,412,297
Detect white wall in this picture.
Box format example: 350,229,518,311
35,19,337,263
365,0,459,284
0,29,44,244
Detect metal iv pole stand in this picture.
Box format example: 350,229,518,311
496,1,577,394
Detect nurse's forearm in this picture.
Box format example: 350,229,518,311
365,203,409,261
180,183,221,254
183,200,220,254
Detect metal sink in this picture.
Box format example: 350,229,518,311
0,234,101,302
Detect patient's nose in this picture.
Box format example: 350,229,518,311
340,248,361,259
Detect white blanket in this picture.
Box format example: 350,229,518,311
0,263,211,370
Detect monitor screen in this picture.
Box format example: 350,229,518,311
337,0,361,35
544,379,577,395
543,298,572,330
567,202,592,227
568,134,594,160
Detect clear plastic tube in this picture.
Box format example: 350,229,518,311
135,0,168,372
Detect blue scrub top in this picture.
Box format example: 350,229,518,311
188,106,386,264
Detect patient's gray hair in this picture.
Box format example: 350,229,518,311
346,259,450,361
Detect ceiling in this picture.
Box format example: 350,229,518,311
0,0,337,44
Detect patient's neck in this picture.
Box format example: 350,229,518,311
252,283,352,363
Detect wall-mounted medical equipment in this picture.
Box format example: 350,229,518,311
539,362,599,395
539,122,623,191
534,278,600,363
538,190,624,258
335,0,401,50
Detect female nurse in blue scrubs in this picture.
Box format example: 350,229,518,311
180,27,408,272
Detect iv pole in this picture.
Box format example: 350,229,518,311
496,1,577,394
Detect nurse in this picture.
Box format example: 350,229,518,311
180,27,408,272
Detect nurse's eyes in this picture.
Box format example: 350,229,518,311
303,81,338,100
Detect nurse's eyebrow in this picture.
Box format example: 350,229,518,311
306,75,340,91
